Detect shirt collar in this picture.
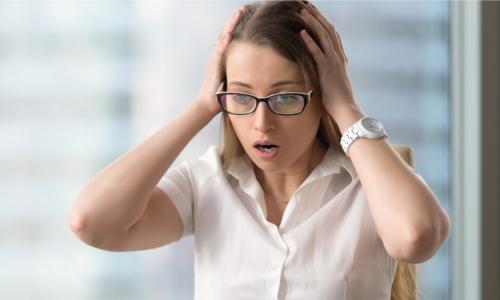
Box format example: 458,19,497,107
226,145,357,185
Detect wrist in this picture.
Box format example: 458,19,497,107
329,104,366,134
193,100,220,120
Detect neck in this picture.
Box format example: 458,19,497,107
255,139,327,203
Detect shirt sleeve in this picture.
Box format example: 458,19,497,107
157,161,194,240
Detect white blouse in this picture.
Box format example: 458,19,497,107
158,145,425,300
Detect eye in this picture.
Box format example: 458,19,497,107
275,94,299,103
233,94,252,104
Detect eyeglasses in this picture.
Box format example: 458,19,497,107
216,90,313,116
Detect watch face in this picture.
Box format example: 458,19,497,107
361,117,383,133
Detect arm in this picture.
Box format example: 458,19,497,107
68,101,217,250
299,3,450,263
68,4,247,251
334,104,450,263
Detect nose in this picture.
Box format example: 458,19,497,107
253,101,276,132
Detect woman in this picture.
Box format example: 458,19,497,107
68,1,450,299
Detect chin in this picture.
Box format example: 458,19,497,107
252,161,286,174
247,150,288,172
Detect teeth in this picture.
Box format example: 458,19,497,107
256,144,278,153
257,145,276,152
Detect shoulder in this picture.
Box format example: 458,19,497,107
182,144,225,186
191,144,223,172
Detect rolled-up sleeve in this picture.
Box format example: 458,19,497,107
157,161,194,240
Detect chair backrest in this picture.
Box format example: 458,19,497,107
390,144,417,300
393,144,414,167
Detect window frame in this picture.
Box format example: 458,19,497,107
450,1,500,299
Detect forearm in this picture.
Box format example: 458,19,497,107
69,101,217,236
332,104,450,263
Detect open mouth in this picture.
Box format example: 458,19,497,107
254,144,279,152
253,143,280,159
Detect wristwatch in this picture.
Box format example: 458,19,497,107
340,117,388,157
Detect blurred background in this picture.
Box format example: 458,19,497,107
1,1,497,300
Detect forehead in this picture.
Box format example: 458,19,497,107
225,42,304,89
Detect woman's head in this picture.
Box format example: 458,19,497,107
223,41,325,173
219,0,343,171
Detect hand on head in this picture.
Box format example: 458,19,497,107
195,5,247,116
298,2,363,120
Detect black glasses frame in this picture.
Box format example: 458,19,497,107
215,90,313,116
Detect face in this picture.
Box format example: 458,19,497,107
225,42,323,174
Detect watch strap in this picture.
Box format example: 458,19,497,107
340,117,388,157
340,121,361,157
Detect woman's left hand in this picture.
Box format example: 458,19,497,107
298,3,363,121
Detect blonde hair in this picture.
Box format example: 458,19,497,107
218,1,417,299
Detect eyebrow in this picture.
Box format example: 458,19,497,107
228,80,302,88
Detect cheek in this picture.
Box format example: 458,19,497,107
304,101,323,131
279,117,321,146
229,116,249,139
294,118,321,136
298,103,322,129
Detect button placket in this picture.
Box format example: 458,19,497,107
270,241,288,273
270,253,286,298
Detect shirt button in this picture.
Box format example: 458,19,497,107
272,263,280,270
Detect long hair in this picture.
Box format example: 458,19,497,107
217,1,417,299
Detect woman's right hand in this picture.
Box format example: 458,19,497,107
195,4,246,116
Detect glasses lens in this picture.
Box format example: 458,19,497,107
221,93,256,114
268,94,305,114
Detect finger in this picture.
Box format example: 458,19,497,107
335,31,348,64
302,4,343,61
300,28,327,66
300,8,339,61
221,5,246,37
231,5,246,27
304,2,331,30
214,32,231,56
215,6,246,53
